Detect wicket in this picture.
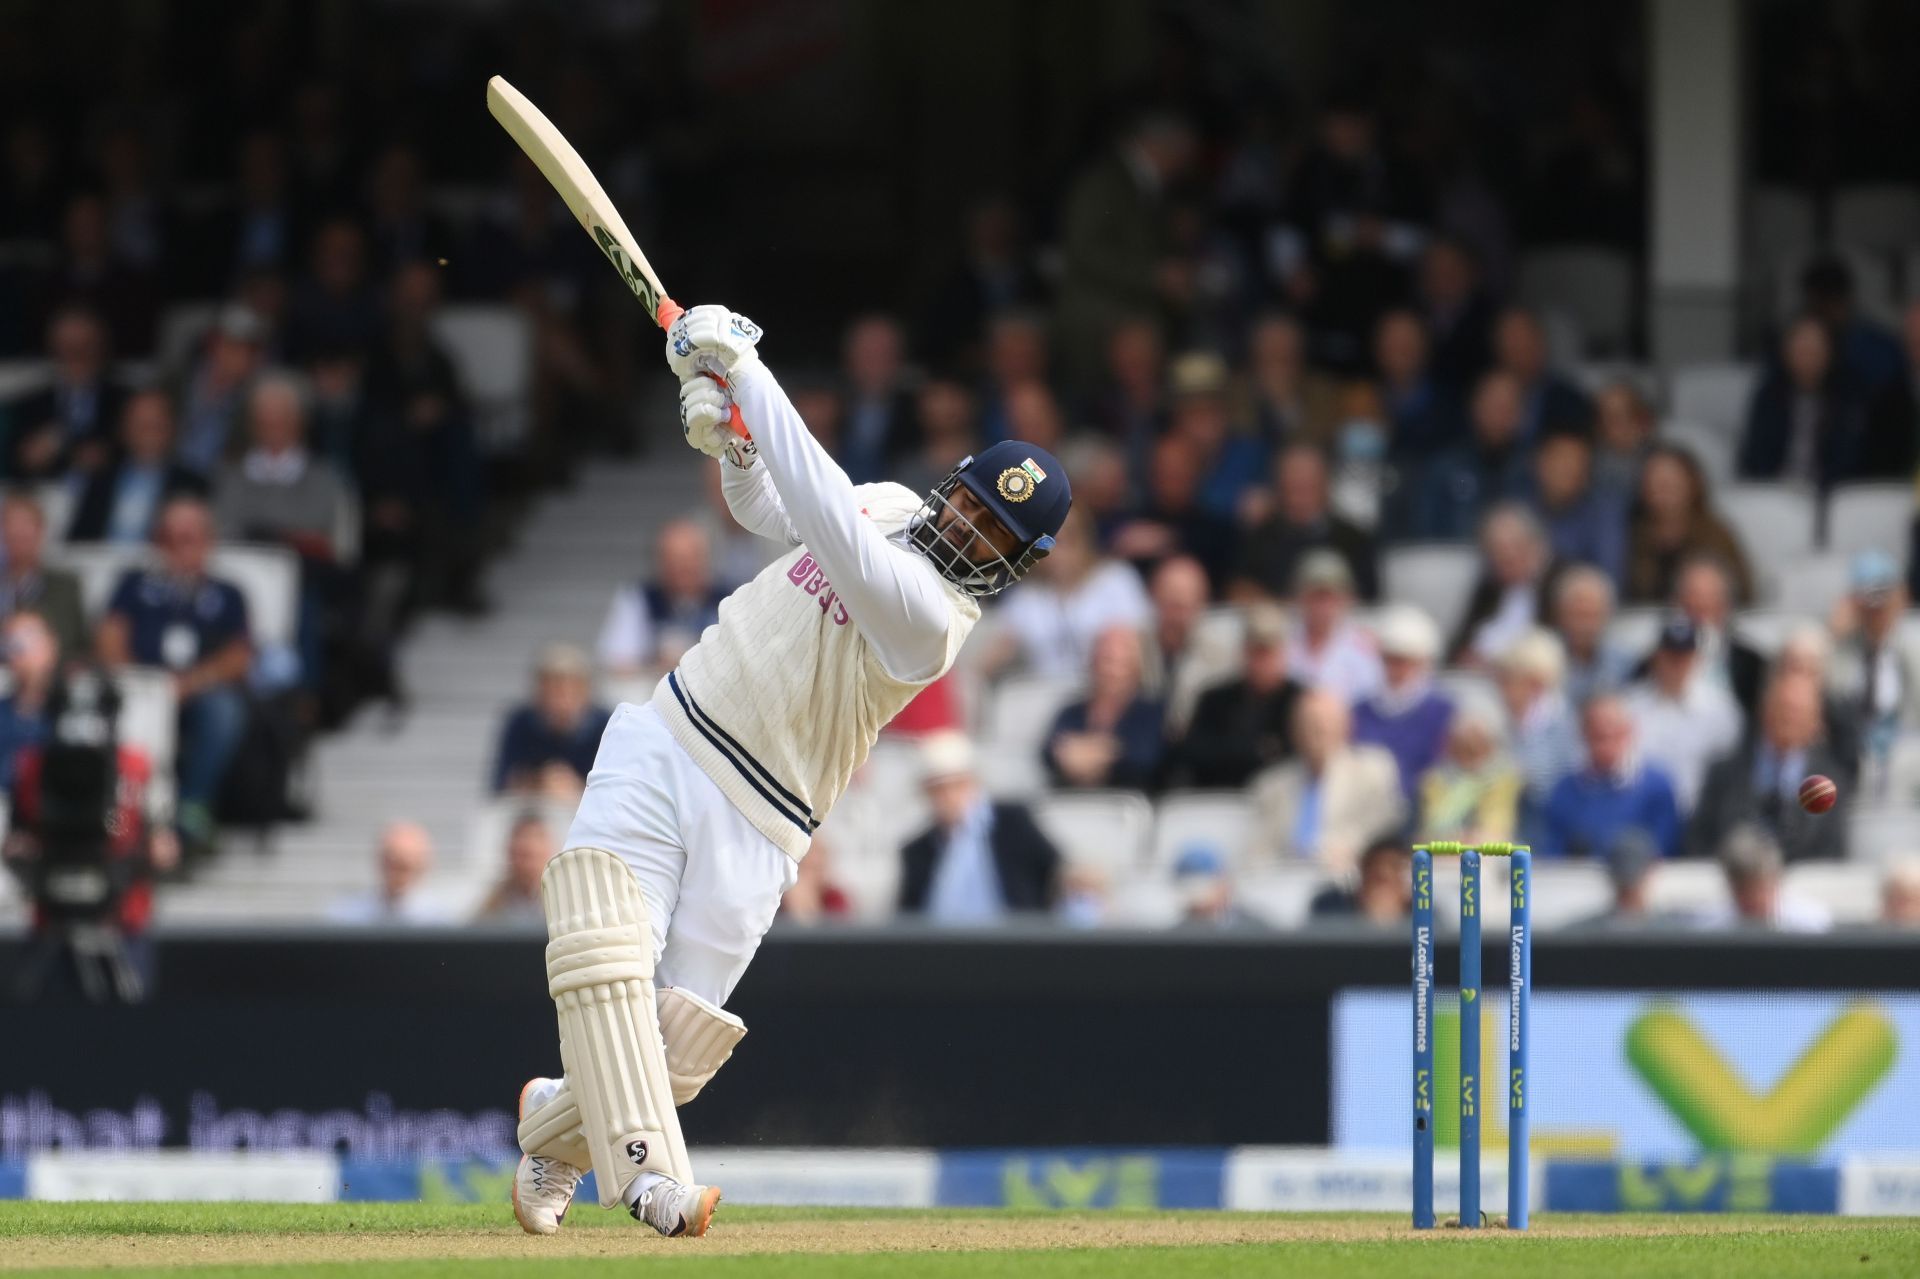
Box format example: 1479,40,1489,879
1411,841,1531,1230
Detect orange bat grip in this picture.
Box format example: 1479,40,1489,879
657,296,751,440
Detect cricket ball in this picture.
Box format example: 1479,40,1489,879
1798,774,1838,815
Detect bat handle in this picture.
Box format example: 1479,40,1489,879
659,296,751,441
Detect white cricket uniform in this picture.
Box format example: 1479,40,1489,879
564,360,981,1005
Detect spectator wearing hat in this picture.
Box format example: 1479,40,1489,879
598,520,726,677
1451,504,1555,667
0,491,88,659
1529,423,1625,585
1827,550,1918,771
490,644,612,798
1621,616,1743,814
1248,689,1404,874
1171,844,1264,929
1496,627,1582,815
1690,672,1849,862
1538,694,1681,859
1232,443,1379,603
1044,625,1165,791
1164,351,1266,519
1416,369,1533,541
473,811,556,924
1417,701,1522,846
1354,605,1453,800
1694,825,1832,933
1285,550,1383,704
1552,565,1633,706
1172,603,1305,788
6,306,125,482
68,390,205,545
1624,444,1753,606
898,731,1060,921
1883,857,1920,926
1309,837,1413,925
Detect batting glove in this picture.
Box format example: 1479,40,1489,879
679,375,756,468
666,304,763,383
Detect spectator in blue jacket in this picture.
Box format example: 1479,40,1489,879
1539,693,1681,859
1739,315,1873,488
491,643,612,798
1492,304,1594,443
1529,423,1626,585
1045,625,1165,792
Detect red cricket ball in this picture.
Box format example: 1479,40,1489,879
1799,774,1838,815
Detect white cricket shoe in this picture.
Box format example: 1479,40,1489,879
630,1175,723,1238
512,1078,584,1235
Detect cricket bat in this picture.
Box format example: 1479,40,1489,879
487,74,748,438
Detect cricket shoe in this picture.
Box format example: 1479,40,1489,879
630,1174,723,1238
512,1078,584,1235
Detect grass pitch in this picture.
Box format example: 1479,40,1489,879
3,1202,1917,1277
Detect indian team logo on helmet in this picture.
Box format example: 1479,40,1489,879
996,456,1048,502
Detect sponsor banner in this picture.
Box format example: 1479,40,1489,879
1224,1147,1517,1214
0,1159,24,1199
1545,1159,1839,1213
936,1149,1225,1209
26,1152,337,1202
1334,991,1919,1159
1840,1160,1920,1216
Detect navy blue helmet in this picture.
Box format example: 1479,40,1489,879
907,440,1071,597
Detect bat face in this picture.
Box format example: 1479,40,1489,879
592,224,664,316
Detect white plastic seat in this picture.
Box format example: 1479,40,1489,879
1529,863,1614,929
1518,247,1636,355
1669,363,1759,438
1603,606,1665,664
464,797,577,869
432,305,533,451
1772,553,1852,618
50,543,148,616
984,672,1083,770
210,543,302,650
1033,790,1154,876
1646,859,1729,918
1660,420,1736,489
156,302,220,372
1237,866,1330,928
1731,609,1798,658
1719,485,1817,596
1848,807,1920,865
116,666,179,779
1381,544,1479,640
0,360,50,404
1782,862,1883,925
1826,484,1912,560
1151,790,1253,871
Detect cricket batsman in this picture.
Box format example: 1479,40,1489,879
511,305,1071,1237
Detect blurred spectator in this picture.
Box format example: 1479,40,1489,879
1087,318,1165,458
490,644,611,799
1739,315,1872,488
98,494,252,846
1624,444,1754,605
474,812,556,924
1309,837,1413,925
1416,370,1530,540
1246,313,1342,446
362,143,452,278
1354,605,1452,800
6,306,124,482
1671,553,1765,717
1621,616,1743,814
327,821,451,926
1248,689,1404,873
1414,236,1495,395
780,835,853,923
1056,113,1195,388
695,463,778,592
1573,830,1664,929
173,304,266,478
1695,825,1831,933
1530,424,1625,585
1690,672,1848,862
0,491,87,658
898,731,1059,921
1492,305,1592,441
1171,603,1301,788
1285,550,1382,702
1883,858,1920,926
1801,254,1904,405
0,119,62,244
214,374,349,556
1553,565,1632,705
1827,550,1917,774
1233,443,1379,602
1451,504,1553,666
1774,624,1863,780
27,194,157,356
598,520,724,676
1497,628,1582,810
69,390,203,545
839,315,916,484
1325,381,1392,532
1171,845,1262,929
1107,434,1238,588
919,196,1045,369
897,378,979,497
1593,382,1657,502
1373,307,1461,462
1002,379,1067,454
97,128,168,276
196,130,302,283
0,612,58,788
982,511,1150,680
1417,701,1521,845
1539,694,1681,859
1044,626,1164,791
1166,352,1265,519
976,310,1051,445
284,218,381,363
1140,555,1213,735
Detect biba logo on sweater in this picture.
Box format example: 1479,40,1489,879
786,554,850,626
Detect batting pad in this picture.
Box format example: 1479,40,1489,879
517,1086,589,1170
657,986,748,1106
543,846,691,1203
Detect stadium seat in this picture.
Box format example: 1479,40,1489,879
983,672,1082,771
1646,860,1728,918
156,301,219,371
433,305,533,451
1033,790,1153,875
1669,363,1758,438
1518,247,1636,355
1719,485,1818,594
1833,184,1920,254
33,481,73,547
51,543,146,616
1237,866,1331,928
1782,862,1884,924
1731,609,1798,657
1660,419,1735,488
1381,544,1478,640
211,544,302,650
1826,483,1912,559
1571,361,1660,403
463,797,576,868
0,359,51,404
1880,734,1920,810
1772,553,1852,618
1106,867,1185,928
116,665,180,781
1529,863,1613,929
1847,807,1920,864
1151,790,1253,871
1603,607,1665,662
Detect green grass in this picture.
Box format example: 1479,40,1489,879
3,1202,1917,1279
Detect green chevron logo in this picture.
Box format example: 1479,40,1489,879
1625,1002,1898,1153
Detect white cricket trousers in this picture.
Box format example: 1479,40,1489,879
563,701,798,1006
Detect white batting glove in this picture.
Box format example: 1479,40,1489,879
666,305,763,382
679,375,757,469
